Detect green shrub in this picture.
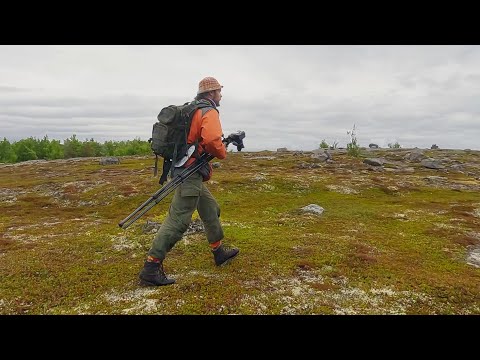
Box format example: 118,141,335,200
346,124,360,157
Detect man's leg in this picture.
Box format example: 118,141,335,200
197,184,239,266
148,171,203,260
139,171,202,286
197,183,223,245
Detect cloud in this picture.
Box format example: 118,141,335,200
0,45,479,150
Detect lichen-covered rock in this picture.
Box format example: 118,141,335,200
99,157,120,165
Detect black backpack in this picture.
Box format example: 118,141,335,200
150,99,213,184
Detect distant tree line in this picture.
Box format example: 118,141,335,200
0,135,152,163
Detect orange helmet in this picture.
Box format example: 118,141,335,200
197,77,223,94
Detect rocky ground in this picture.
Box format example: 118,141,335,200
0,147,479,314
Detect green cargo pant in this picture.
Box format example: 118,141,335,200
148,168,224,261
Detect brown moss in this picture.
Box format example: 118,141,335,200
346,242,377,267
296,260,317,270
119,184,138,196
0,236,15,253
453,235,479,247
450,204,476,213
292,246,314,256
63,184,79,194
424,227,454,239
454,211,476,219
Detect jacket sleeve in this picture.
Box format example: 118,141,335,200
200,109,227,160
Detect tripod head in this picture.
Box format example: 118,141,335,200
223,131,245,151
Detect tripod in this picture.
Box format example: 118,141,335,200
118,131,245,230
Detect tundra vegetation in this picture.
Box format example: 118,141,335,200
0,146,479,314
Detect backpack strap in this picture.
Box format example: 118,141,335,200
160,158,171,185
181,101,214,161
154,154,158,177
169,143,179,179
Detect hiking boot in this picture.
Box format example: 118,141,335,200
139,261,175,286
212,244,239,266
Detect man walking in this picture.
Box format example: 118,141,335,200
139,77,239,286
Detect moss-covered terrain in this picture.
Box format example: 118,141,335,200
1,148,479,314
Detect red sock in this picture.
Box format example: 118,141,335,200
147,255,161,263
210,241,221,250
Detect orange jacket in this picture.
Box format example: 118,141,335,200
185,106,226,167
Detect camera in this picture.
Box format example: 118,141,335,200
224,131,245,151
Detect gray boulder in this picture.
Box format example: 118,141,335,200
99,157,120,165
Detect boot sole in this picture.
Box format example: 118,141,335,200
216,251,240,267
139,278,175,286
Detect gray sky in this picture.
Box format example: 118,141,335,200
1,45,479,151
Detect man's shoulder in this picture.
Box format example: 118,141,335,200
196,99,218,109
193,100,218,117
